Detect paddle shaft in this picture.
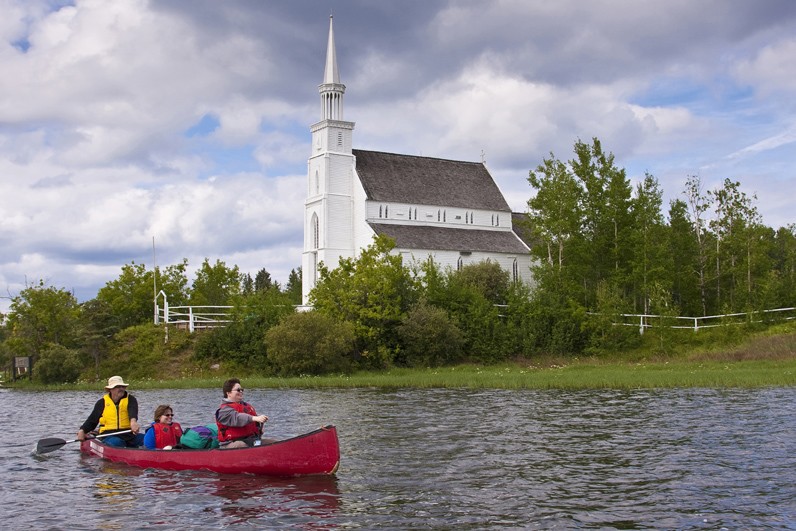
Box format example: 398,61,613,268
73,429,134,444
36,429,136,454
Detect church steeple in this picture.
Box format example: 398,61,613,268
303,16,356,306
319,15,345,120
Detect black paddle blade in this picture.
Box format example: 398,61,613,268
36,437,68,454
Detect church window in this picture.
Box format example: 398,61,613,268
385,205,389,217
337,131,343,147
457,257,463,270
491,214,494,226
512,258,518,283
312,214,320,250
496,215,500,226
437,210,440,222
379,205,383,218
443,210,446,222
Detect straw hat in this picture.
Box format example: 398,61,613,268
105,375,129,389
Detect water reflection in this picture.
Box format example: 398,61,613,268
78,452,341,528
208,474,340,527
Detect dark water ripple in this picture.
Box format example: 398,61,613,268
1,386,795,529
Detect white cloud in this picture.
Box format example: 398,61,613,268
735,37,796,95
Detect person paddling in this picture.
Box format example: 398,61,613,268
215,378,269,449
76,376,145,447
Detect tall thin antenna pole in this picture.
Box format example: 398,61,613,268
152,236,158,324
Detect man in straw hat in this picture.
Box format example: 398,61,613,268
76,376,145,447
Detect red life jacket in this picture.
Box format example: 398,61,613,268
153,422,183,448
216,401,261,442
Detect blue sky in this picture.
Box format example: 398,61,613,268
1,0,795,312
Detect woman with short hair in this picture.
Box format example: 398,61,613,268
215,378,268,449
143,404,183,450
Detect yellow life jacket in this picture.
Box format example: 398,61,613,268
99,393,130,433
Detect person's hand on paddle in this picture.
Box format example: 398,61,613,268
76,429,87,441
253,415,268,424
130,418,141,434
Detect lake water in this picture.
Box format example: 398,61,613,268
1,386,794,529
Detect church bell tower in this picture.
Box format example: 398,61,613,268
301,16,356,305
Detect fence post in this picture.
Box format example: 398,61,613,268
639,315,645,335
189,306,194,333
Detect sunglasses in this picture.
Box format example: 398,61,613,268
232,388,244,393
163,413,174,417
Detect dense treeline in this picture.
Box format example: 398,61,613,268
2,138,794,383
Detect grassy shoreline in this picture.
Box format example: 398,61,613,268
6,327,795,391
6,357,795,391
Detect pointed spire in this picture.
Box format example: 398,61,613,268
323,15,340,85
319,15,345,121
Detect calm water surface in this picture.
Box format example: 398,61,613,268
1,386,794,529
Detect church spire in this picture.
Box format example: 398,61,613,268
323,15,340,85
319,15,345,120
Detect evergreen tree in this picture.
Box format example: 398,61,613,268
285,267,302,305
254,268,273,292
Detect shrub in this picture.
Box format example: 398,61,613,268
34,343,83,384
397,301,464,366
265,312,356,376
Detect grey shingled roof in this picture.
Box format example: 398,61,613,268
353,149,511,211
369,223,529,254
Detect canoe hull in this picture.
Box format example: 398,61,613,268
80,425,340,477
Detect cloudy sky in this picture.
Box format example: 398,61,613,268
2,0,795,313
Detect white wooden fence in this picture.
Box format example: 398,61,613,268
154,290,232,333
610,307,796,334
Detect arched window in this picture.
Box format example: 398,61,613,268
457,256,463,270
312,214,319,250
437,210,440,222
379,205,383,218
443,210,447,222
496,215,500,226
385,205,389,217
512,258,518,283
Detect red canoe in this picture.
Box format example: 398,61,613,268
80,425,340,477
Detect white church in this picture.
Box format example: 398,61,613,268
302,17,533,305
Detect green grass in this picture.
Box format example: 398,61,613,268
9,358,796,391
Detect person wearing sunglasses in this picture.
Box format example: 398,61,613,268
143,404,183,450
76,375,145,447
215,378,269,449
